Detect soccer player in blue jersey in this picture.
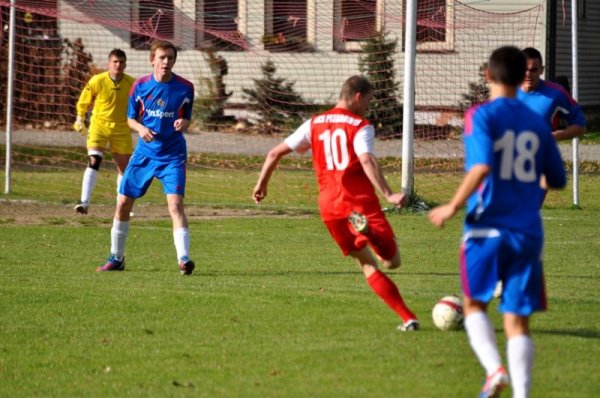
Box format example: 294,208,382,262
429,46,566,398
517,47,586,141
492,47,584,298
97,41,196,275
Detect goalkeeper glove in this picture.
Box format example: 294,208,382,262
73,115,87,136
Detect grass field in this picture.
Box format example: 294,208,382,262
0,169,599,397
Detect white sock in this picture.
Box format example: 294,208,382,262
464,311,503,376
81,167,98,203
110,219,129,259
173,228,190,261
507,334,534,398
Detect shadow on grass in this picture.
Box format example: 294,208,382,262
111,268,361,276
535,328,600,339
200,270,360,277
409,271,462,277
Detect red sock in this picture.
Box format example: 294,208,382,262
367,270,417,322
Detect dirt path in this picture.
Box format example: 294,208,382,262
0,200,307,226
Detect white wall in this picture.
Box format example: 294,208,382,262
58,0,547,111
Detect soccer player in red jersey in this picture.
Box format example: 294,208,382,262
253,75,419,332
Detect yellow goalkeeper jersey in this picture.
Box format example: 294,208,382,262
76,71,135,123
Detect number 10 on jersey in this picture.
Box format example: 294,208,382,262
319,129,350,170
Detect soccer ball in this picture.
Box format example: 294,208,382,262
432,296,464,331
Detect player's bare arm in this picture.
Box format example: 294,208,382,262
553,124,586,141
174,118,190,132
428,164,489,228
253,142,293,204
358,153,406,207
128,118,155,143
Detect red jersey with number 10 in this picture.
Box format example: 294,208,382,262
310,108,380,221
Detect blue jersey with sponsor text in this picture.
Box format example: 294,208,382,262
516,79,585,129
128,73,194,161
463,97,566,236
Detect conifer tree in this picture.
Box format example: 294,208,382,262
358,30,403,138
242,59,305,129
195,49,233,128
460,62,489,111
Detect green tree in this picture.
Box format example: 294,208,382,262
358,31,403,138
242,59,305,130
194,48,233,129
459,62,489,111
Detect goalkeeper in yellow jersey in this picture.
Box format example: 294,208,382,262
73,49,135,214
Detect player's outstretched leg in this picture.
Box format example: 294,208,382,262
366,270,419,331
352,248,418,331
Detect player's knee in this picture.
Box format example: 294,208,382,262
167,201,184,216
463,297,487,316
115,196,134,220
88,154,102,170
383,259,400,270
382,251,401,270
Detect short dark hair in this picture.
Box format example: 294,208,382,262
108,48,126,60
150,40,178,61
488,46,526,87
521,47,543,64
340,75,373,100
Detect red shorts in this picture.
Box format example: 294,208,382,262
324,210,397,260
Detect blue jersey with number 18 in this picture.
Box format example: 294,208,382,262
463,97,566,236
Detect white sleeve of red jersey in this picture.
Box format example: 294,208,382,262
354,124,375,156
284,119,312,154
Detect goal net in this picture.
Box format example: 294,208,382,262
1,0,563,212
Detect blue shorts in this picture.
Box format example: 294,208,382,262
119,153,186,198
459,227,547,316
